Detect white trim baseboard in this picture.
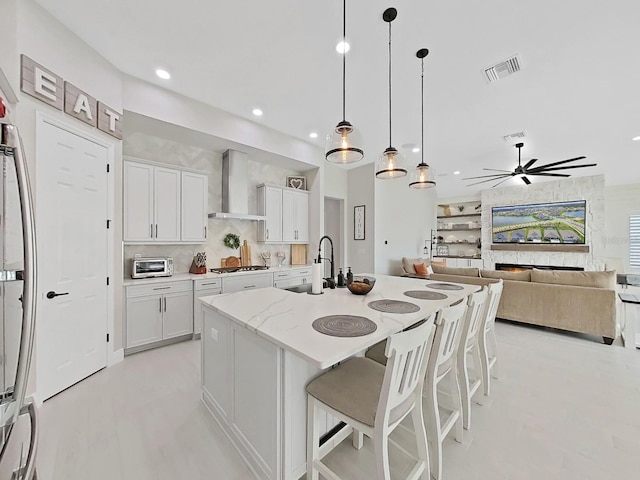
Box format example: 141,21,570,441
108,348,124,366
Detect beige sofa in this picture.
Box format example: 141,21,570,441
425,266,618,344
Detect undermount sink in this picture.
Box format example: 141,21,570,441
284,283,314,294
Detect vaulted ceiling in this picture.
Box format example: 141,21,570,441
35,0,640,196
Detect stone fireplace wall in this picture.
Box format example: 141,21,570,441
481,175,606,271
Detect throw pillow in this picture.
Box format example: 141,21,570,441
414,263,429,276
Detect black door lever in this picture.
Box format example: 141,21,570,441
46,291,69,299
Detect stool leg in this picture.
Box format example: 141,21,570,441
479,329,491,397
424,378,442,480
352,429,364,450
373,424,391,480
306,396,320,480
488,326,499,379
457,348,471,430
411,396,431,480
450,368,464,444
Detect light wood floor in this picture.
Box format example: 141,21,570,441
37,322,640,480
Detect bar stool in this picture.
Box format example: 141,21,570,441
478,280,504,397
456,288,489,430
306,319,436,480
423,300,468,480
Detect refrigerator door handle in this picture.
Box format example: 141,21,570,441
1,124,38,427
13,400,39,480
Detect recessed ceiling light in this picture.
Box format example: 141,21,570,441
453,171,460,175
252,108,263,116
155,69,171,80
633,136,640,141
336,41,350,54
412,147,420,153
309,132,318,138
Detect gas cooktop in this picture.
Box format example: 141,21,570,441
209,266,270,274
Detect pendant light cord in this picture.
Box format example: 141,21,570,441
342,0,346,121
388,20,392,148
421,57,424,164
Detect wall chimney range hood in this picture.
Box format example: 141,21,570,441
208,149,267,221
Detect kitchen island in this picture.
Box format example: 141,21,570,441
199,274,479,480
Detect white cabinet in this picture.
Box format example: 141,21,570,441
257,185,309,244
125,280,194,353
193,278,222,336
282,189,309,243
437,257,484,269
289,267,312,287
124,159,208,244
181,171,208,243
257,185,283,243
222,273,273,293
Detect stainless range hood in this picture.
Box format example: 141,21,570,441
208,149,267,221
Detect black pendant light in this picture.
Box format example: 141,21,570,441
409,48,436,189
325,0,364,164
376,7,407,179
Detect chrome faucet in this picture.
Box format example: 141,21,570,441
317,235,336,289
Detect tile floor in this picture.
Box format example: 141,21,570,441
37,321,640,480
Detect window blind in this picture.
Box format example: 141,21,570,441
630,214,640,267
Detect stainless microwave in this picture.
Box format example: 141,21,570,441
131,257,174,279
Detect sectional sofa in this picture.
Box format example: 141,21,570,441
402,258,618,344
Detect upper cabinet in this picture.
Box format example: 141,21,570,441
124,159,208,244
181,171,208,243
257,184,309,244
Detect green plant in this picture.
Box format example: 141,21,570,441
223,233,240,250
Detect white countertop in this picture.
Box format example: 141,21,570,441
122,265,313,286
199,274,479,369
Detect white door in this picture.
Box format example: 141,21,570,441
154,166,181,242
37,121,109,400
123,161,153,241
181,171,208,242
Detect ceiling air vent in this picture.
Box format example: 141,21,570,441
503,131,526,143
483,54,522,83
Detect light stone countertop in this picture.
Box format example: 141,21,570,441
122,265,313,286
199,274,480,369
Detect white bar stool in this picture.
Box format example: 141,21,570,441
456,287,489,430
478,280,504,397
306,319,436,480
423,300,468,480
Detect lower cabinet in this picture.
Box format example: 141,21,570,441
435,257,483,269
222,272,273,293
193,278,222,335
125,280,193,353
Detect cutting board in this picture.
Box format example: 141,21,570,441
290,244,307,265
240,240,252,266
221,256,241,268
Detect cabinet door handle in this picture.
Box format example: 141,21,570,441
150,224,153,238
266,228,269,239
155,224,158,238
243,285,256,289
153,286,171,290
204,226,207,238
159,297,162,312
164,297,167,312
200,282,218,286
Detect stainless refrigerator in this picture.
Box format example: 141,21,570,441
0,122,39,479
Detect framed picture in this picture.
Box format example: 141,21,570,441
286,176,307,190
354,205,365,240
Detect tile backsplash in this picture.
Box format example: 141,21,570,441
123,132,308,277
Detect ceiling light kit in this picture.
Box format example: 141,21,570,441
252,108,263,116
633,136,640,141
412,147,420,153
155,69,171,80
309,132,318,138
325,0,364,164
409,48,436,189
376,8,407,179
463,142,597,188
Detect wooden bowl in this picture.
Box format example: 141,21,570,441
347,276,376,295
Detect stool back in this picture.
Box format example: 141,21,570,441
461,288,489,349
483,280,504,332
429,301,468,375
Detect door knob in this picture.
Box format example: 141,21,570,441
46,290,69,299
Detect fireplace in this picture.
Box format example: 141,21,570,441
495,263,584,272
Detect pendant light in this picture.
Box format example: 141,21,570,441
325,0,364,164
409,48,436,189
376,7,407,179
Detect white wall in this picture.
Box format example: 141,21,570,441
374,178,438,275
481,175,606,271
604,182,640,273
324,162,348,199
347,164,375,274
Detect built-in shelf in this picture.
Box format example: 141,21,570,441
436,242,478,245
437,213,482,219
490,244,590,253
438,228,482,231
433,255,482,260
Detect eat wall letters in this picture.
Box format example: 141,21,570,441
20,55,122,140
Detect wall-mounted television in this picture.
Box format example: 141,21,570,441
491,200,586,244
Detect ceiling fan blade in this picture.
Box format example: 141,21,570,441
467,175,511,186
463,173,513,180
528,163,597,173
491,177,513,188
522,159,538,170
482,168,513,173
521,176,531,185
528,172,571,177
526,156,587,172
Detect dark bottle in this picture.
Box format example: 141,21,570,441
337,268,345,287
346,267,353,285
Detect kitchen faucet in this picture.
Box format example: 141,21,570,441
317,235,336,289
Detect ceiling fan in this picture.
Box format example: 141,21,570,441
464,143,597,188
